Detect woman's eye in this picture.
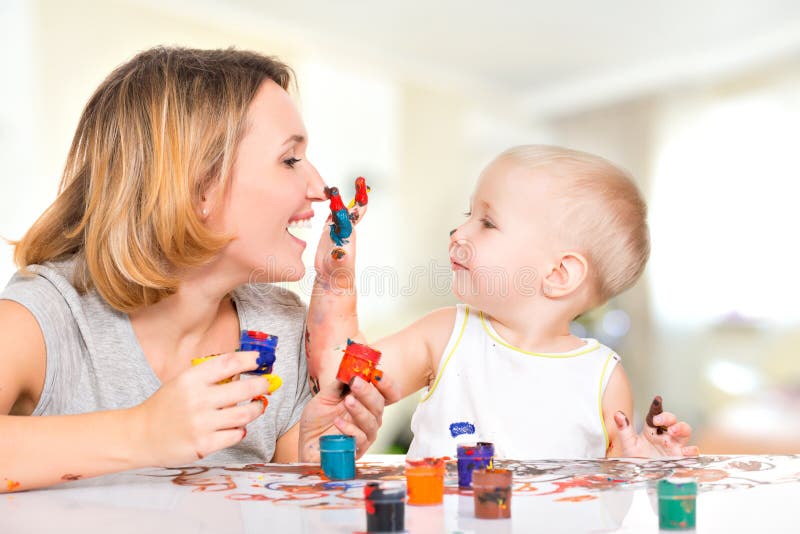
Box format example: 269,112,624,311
481,218,495,229
463,210,472,217
283,157,301,168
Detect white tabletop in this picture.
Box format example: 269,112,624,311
1,454,797,533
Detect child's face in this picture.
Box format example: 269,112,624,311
449,158,562,311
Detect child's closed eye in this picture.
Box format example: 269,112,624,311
481,217,496,229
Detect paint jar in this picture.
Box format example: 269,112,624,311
405,457,446,506
457,442,494,488
364,481,406,532
336,339,383,386
320,435,356,480
239,330,278,375
472,468,512,519
658,478,697,530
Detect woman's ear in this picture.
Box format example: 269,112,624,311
542,252,589,298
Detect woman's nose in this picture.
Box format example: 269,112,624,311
305,161,327,201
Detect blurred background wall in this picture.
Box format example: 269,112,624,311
2,0,799,454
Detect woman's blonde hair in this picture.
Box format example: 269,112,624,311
496,145,650,304
13,47,293,312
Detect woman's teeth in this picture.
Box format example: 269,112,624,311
286,217,312,239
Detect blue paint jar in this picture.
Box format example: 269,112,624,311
457,442,494,488
320,435,356,480
239,330,278,375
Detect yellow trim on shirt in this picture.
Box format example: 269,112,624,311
479,312,600,357
420,306,470,403
597,352,616,452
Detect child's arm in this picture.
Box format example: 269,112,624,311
372,307,456,400
0,300,269,492
602,365,699,457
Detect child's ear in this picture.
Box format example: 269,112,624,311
542,252,588,298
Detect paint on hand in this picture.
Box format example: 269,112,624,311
61,474,82,481
449,421,476,438
325,186,353,246
347,176,371,209
5,479,20,491
646,395,668,435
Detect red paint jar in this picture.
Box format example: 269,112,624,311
336,340,383,385
472,468,512,519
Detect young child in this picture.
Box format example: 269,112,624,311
308,144,698,459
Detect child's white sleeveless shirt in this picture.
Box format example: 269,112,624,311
407,304,621,459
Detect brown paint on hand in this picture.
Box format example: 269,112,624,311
645,395,668,435
61,474,82,481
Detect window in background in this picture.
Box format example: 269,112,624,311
649,74,800,326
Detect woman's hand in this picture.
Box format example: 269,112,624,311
131,351,271,465
297,373,395,462
612,397,699,458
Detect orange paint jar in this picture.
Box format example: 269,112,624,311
336,340,383,386
405,457,446,506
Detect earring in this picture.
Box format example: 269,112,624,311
201,208,209,217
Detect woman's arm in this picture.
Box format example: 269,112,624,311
0,300,272,492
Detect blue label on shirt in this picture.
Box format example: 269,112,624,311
449,421,476,438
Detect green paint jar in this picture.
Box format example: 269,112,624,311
658,478,697,530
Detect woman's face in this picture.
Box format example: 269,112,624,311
208,79,325,283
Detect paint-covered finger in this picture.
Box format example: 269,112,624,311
211,374,270,408
191,351,260,385
613,411,642,457
373,372,402,405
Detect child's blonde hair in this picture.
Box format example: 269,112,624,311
497,145,650,304
13,47,293,312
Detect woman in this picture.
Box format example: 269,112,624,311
0,47,389,491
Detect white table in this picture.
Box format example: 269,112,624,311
2,454,797,533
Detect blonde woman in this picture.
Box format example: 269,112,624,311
0,47,389,491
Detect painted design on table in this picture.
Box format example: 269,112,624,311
136,455,800,510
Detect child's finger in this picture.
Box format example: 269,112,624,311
192,351,259,385
667,421,693,443
350,204,368,225
653,411,677,428
681,446,700,457
613,411,642,457
373,372,402,405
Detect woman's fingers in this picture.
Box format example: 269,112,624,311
349,377,385,422
193,351,260,385
208,399,266,432
332,417,369,458
209,375,271,408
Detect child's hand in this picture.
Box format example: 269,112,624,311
131,351,270,465
613,397,700,458
298,374,395,462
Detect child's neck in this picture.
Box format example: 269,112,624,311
483,307,584,354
